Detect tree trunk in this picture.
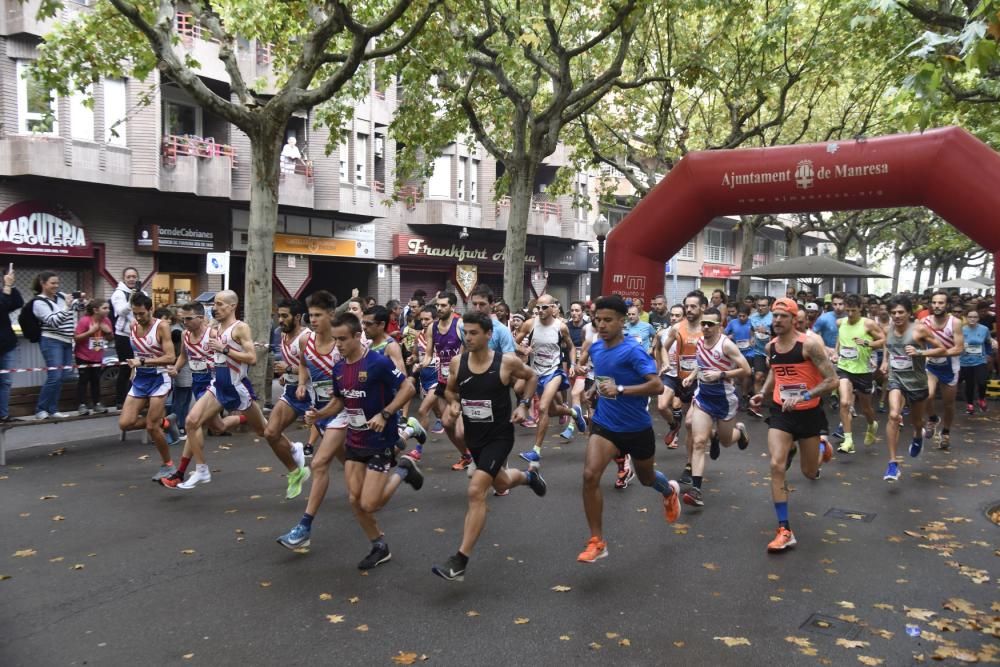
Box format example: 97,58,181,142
891,248,903,294
857,241,869,295
244,127,283,397
928,260,940,290
502,163,537,309
736,219,756,299
912,258,924,294
786,228,802,257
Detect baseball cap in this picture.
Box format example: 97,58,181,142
771,298,799,315
824,294,832,303
805,302,820,312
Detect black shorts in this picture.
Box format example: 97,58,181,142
591,422,655,461
752,355,769,374
469,438,514,478
668,376,696,404
434,382,447,399
345,447,396,473
837,369,876,396
887,381,929,404
767,406,828,441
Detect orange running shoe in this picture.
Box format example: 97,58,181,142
577,537,608,563
767,526,797,552
451,452,472,471
663,480,681,524
820,438,833,464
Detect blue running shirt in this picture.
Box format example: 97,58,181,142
591,336,657,432
332,350,405,451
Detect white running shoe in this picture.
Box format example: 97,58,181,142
291,441,306,469
178,466,212,489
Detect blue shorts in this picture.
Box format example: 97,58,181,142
926,361,958,387
693,385,739,421
279,383,312,417
419,367,438,395
209,378,253,412
128,370,171,399
192,372,212,400
536,370,569,396
661,374,679,390
315,408,348,434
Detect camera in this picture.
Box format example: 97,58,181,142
72,291,82,300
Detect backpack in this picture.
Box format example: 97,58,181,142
18,297,53,343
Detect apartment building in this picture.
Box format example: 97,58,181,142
0,1,596,314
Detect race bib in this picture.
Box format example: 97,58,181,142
346,408,369,430
736,340,751,350
313,379,333,400
965,344,983,355
461,399,494,422
890,354,913,371
778,383,808,400
188,359,208,372
839,347,859,360
680,355,697,371
283,370,299,384
927,354,947,365
88,338,107,350
440,365,450,379
755,331,770,341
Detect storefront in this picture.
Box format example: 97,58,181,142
543,241,589,306
136,221,225,309
701,264,737,301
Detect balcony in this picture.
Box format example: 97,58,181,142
278,161,314,208
337,180,387,219
172,12,228,82
159,134,235,197
400,197,483,228
494,195,562,238
4,0,59,36
0,134,132,187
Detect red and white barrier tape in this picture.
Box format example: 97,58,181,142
0,341,272,374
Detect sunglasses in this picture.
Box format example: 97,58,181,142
539,304,554,309
701,321,719,328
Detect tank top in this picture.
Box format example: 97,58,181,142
657,328,678,377
416,330,439,372
303,331,341,406
213,320,249,387
183,327,213,374
768,333,823,410
675,323,703,380
130,318,167,377
886,323,926,392
695,335,737,384
280,328,310,385
456,351,513,443
922,315,959,371
529,318,562,376
836,317,872,375
567,320,585,349
433,317,463,383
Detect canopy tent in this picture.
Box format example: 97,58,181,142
929,278,989,292
735,254,888,279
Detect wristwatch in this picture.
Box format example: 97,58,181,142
139,357,145,366
380,410,392,420
801,390,812,402
518,398,531,407
222,345,231,356
616,384,624,395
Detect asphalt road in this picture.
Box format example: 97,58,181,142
2,405,998,666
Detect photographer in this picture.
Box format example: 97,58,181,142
111,267,146,409
32,271,86,419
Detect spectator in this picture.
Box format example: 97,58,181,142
280,137,302,174
32,271,85,419
386,299,402,338
73,299,113,415
494,301,510,327
0,267,23,423
364,295,377,309
111,267,146,409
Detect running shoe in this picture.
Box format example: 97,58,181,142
163,414,181,444
663,480,681,524
837,436,855,455
559,423,575,440
978,399,988,413
518,450,540,464
285,466,311,499
747,406,764,419
559,414,569,426
577,537,608,563
51,411,71,419
432,555,466,582
159,473,182,489
177,466,212,490
452,452,473,470
663,421,681,448
493,488,510,497
938,433,950,451
526,469,547,497
736,423,750,450
767,527,797,552
407,417,427,445
573,405,587,432
922,423,936,441
398,455,424,491
78,404,90,416
93,403,109,414
466,456,477,478
521,417,537,428
864,422,879,446
291,442,306,470
785,444,798,471
682,487,704,507
358,542,391,570
303,442,314,458
820,439,832,464
909,437,923,458
679,465,693,486
431,419,445,434
831,425,845,440
406,448,422,462
276,523,311,550
615,458,635,490
151,463,177,482
883,461,900,482
966,403,976,416
877,402,887,414
902,405,909,416
709,433,721,460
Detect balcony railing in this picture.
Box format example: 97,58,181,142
279,160,314,184
175,13,218,46
398,185,424,209
161,134,237,169
705,245,732,264
495,195,561,218
373,180,386,193
256,42,273,66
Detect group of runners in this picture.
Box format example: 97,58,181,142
117,282,993,576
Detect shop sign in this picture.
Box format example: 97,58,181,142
588,252,600,272
136,222,219,253
702,263,735,278
543,242,588,271
455,264,478,298
0,201,91,258
274,233,369,258
334,221,375,256
530,269,549,296
393,233,539,265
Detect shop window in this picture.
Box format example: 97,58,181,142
152,272,198,310
103,79,127,145
17,60,58,134
70,86,94,142
428,155,451,199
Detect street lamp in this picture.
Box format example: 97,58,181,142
592,213,611,300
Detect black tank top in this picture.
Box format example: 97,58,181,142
567,320,585,348
456,351,513,443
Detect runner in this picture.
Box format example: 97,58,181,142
653,304,685,453
468,284,516,355
431,312,547,581
724,304,758,416
833,294,886,454
577,295,681,563
680,307,751,508
515,294,585,463
624,304,656,354
301,311,420,570
262,298,312,481
116,293,179,481
880,296,947,482
749,296,773,396
922,291,965,450
363,304,427,447
276,291,349,550
562,300,590,440
159,291,285,492
748,298,838,552
408,306,444,460
648,294,671,332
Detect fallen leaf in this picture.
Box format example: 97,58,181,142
391,652,419,665
786,637,813,648
559,635,570,641
137,455,149,461
72,564,84,570
326,614,344,624
514,618,529,625
619,638,631,647
355,624,369,632
0,574,11,580
256,466,272,473
636,507,648,513
588,642,602,650
838,601,856,609
48,448,66,456
180,549,195,555
932,646,982,662
714,636,751,647
551,585,572,592
837,638,871,649
51,515,65,521
466,610,480,617
942,598,979,615
433,528,445,533
870,628,894,640
905,606,937,621
249,494,261,499
182,653,194,660
49,556,64,563
12,549,37,558
673,641,685,648
857,657,884,666
348,596,359,604
873,603,895,611
605,632,619,639
39,495,58,500
768,574,780,581
256,516,267,521
838,614,860,623
702,562,719,571
319,593,333,601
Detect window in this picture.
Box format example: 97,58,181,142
103,79,127,145
17,61,57,134
339,133,350,182
428,155,451,199
705,228,731,264
470,159,479,202
753,236,769,267
678,238,696,260
70,86,94,142
458,156,467,201
355,133,367,185
575,176,589,221
773,239,788,259
163,101,198,136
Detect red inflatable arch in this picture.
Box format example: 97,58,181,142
603,126,1000,310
